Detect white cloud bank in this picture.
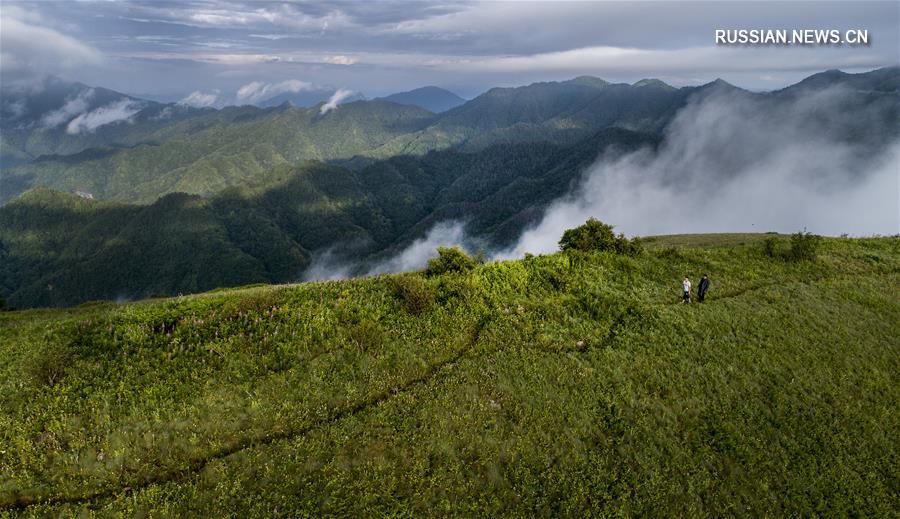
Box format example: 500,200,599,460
501,87,899,258
369,222,472,274
41,88,95,128
319,88,355,114
66,99,143,134
302,84,898,282
178,90,219,107
235,79,313,104
0,7,102,81
301,222,473,282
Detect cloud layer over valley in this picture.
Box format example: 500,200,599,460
502,85,899,259
301,84,899,281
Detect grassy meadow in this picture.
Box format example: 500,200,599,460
0,234,897,516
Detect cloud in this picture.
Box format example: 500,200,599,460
4,1,896,95
369,221,474,274
325,54,358,65
319,88,354,114
500,86,899,259
3,98,27,119
302,82,898,281
301,220,477,281
66,99,143,134
442,45,889,79
178,90,219,107
0,7,101,81
301,248,354,282
41,88,95,128
235,79,313,104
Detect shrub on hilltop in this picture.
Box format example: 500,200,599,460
788,230,822,261
559,218,642,255
425,246,479,277
762,230,822,261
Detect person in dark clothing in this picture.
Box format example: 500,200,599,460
698,274,711,302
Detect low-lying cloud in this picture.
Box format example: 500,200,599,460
41,88,94,128
65,99,144,134
502,86,899,258
178,90,219,108
319,88,354,114
301,247,355,282
301,222,475,282
301,84,898,281
368,222,473,274
236,79,313,104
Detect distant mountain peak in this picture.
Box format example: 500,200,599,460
565,76,610,88
779,66,899,94
632,78,675,90
698,78,740,92
378,86,465,113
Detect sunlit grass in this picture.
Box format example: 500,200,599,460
0,235,897,516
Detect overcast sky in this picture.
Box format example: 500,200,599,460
2,1,898,102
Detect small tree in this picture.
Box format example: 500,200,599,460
425,246,478,277
788,230,822,261
559,218,641,255
762,237,779,258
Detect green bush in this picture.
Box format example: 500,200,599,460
28,343,72,387
762,237,779,258
435,275,478,305
346,319,384,353
788,231,822,261
559,218,641,255
389,275,435,316
425,246,478,277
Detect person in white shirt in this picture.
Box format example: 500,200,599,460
682,276,692,304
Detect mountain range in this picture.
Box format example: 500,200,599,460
1,67,898,307
377,86,466,113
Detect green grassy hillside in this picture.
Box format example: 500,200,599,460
1,235,897,516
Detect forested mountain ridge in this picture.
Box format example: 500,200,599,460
378,86,466,113
1,67,898,308
2,67,897,205
2,101,436,204
0,128,655,308
0,77,214,168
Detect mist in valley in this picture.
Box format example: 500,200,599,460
304,84,899,279
500,85,899,258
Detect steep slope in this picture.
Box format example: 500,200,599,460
0,74,687,202
378,86,466,113
0,77,211,168
0,128,656,308
0,236,897,515
5,68,896,205
2,101,436,204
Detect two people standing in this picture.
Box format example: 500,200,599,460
681,274,711,304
